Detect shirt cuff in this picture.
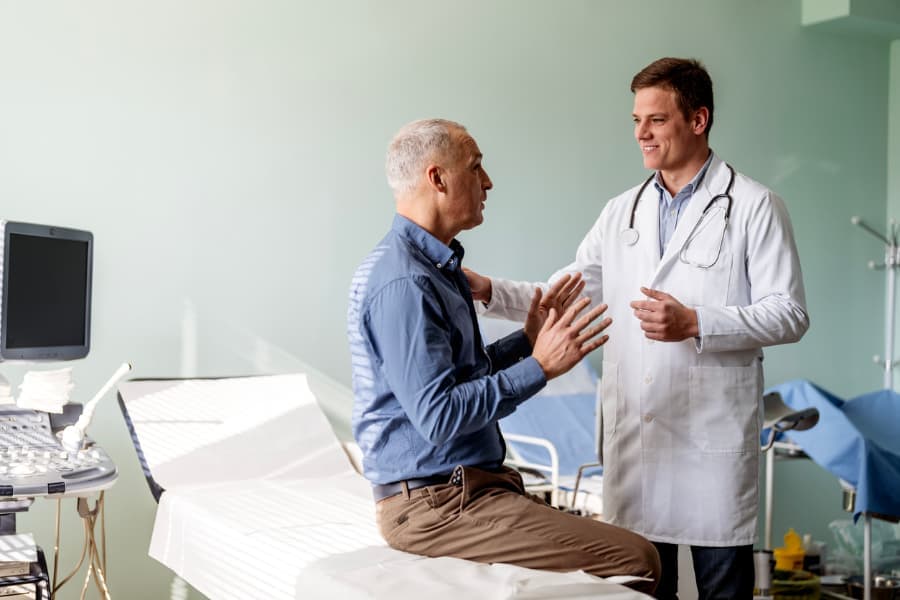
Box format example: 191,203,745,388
495,329,533,358
503,356,547,403
694,307,705,353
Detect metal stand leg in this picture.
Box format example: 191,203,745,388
765,448,774,549
864,515,872,600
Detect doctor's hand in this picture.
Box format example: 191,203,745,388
532,297,611,380
523,273,586,346
630,287,699,342
463,267,492,303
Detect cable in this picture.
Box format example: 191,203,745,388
52,519,89,595
75,493,111,600
53,492,111,598
62,362,132,452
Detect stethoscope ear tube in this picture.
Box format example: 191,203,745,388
628,174,656,230
623,164,735,246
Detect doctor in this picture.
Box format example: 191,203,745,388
466,57,809,598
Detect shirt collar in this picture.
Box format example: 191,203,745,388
653,151,715,197
392,214,463,270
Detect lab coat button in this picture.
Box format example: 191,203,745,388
644,375,653,384
644,414,654,423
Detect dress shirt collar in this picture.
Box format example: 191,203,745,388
392,214,463,271
653,151,715,198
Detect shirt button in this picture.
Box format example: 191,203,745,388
436,263,442,268
644,414,654,423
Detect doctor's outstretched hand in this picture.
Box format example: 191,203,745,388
531,297,611,380
630,287,699,342
462,267,493,303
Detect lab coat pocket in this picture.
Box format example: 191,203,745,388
600,361,619,436
700,250,733,306
688,363,760,453
674,249,733,308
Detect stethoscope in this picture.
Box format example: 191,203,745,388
620,164,735,268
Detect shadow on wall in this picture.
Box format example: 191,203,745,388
177,297,353,440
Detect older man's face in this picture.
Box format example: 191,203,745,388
441,130,493,232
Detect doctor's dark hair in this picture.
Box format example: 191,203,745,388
631,57,714,138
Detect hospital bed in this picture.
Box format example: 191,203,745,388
117,372,650,600
479,318,605,515
499,360,604,515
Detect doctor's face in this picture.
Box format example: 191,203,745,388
632,86,706,175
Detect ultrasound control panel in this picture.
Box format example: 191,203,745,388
0,407,117,498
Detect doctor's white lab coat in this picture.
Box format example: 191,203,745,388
483,155,808,546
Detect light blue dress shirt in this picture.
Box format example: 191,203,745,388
655,152,714,256
347,215,546,485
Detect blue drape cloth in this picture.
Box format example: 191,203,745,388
500,390,598,476
766,379,900,522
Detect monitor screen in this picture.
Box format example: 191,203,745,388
0,222,93,361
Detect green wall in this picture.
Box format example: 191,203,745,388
0,1,893,597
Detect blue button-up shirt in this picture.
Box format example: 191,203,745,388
348,215,546,485
655,152,714,256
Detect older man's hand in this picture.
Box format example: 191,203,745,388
532,297,611,380
523,273,586,347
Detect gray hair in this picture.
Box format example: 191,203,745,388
385,119,466,194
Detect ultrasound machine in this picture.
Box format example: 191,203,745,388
0,221,124,599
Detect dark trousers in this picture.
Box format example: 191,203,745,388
652,542,754,600
376,465,661,595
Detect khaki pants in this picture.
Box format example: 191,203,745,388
376,466,660,595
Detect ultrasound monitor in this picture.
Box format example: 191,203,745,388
0,221,93,361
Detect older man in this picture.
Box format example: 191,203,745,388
347,118,659,593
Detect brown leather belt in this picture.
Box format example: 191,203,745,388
372,473,452,502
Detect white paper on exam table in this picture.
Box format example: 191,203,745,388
121,374,355,487
123,374,650,599
151,479,646,600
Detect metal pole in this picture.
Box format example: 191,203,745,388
867,242,897,600
864,515,872,600
885,245,896,390
765,447,774,549
851,217,896,600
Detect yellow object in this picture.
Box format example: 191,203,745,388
773,528,805,571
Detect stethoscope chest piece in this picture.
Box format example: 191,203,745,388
620,228,639,246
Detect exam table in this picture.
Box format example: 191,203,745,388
764,379,900,586
766,380,900,524
117,373,650,600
